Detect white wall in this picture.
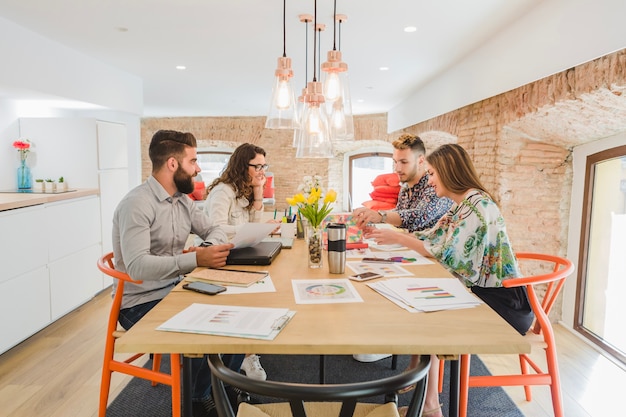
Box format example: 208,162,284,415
389,0,626,131
0,16,142,191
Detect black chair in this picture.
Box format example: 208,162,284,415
208,354,430,417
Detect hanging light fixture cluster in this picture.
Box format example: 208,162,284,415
267,0,355,158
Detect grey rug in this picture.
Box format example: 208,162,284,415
107,355,524,417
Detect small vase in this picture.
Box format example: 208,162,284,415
305,223,323,268
17,159,32,190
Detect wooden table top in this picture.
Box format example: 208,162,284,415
115,239,530,356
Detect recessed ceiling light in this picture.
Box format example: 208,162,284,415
379,67,389,71
404,26,417,33
176,65,186,70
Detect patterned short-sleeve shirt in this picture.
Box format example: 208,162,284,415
395,174,453,232
417,190,521,287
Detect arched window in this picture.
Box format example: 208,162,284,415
347,152,393,210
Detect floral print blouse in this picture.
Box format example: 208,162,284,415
396,174,453,232
417,189,521,287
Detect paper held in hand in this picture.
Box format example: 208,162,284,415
186,268,268,287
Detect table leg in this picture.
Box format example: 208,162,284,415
183,355,193,417
448,359,459,417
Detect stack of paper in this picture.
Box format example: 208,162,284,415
157,303,295,340
368,277,482,313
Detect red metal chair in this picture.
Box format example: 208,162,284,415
97,252,181,417
457,252,574,417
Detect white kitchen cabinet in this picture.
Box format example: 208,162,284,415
49,244,102,320
0,195,103,354
0,266,50,354
0,204,47,284
46,196,101,262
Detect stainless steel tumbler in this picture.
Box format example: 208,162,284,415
327,223,346,274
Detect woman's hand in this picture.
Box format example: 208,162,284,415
363,228,403,245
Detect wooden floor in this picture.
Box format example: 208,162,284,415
1,290,624,417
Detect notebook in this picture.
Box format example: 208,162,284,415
226,241,282,266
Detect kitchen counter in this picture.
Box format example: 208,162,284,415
0,188,99,211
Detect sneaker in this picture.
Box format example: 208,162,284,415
352,354,392,362
192,396,217,417
241,354,267,380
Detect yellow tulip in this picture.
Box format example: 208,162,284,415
294,193,306,203
286,197,296,206
324,189,337,203
306,194,317,205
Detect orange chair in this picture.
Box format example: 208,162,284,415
97,252,181,417
455,252,574,417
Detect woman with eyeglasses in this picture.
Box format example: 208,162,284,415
203,142,275,381
204,143,272,241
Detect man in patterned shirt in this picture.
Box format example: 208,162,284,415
353,134,452,233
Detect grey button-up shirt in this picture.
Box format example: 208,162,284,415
112,176,227,309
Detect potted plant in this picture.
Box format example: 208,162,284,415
44,178,56,193
34,178,45,192
57,176,67,192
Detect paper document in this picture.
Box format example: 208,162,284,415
346,261,413,277
367,277,482,312
230,223,278,248
157,303,295,340
292,279,364,304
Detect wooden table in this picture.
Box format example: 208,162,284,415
116,239,530,417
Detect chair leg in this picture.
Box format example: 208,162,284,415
458,355,471,417
152,354,162,387
519,354,532,401
545,348,564,417
98,368,113,417
171,354,182,417
438,359,445,393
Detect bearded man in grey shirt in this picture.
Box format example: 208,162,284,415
112,129,239,417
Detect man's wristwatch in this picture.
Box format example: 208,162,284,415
378,210,387,223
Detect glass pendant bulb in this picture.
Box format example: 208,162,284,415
265,58,297,129
324,72,341,102
296,81,333,158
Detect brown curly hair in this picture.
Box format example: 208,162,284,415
208,143,267,206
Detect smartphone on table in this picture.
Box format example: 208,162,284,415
349,272,383,282
182,281,227,295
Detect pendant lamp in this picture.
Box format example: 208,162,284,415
321,1,354,141
296,0,333,158
293,14,312,148
265,0,297,129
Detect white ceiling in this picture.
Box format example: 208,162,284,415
0,0,545,118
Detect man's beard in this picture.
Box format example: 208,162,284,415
174,165,195,194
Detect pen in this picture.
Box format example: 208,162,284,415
274,209,277,220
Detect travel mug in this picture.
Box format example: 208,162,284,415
327,223,347,274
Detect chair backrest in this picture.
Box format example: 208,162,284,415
504,253,574,336
208,354,431,417
97,252,143,330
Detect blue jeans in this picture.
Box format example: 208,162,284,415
119,300,244,401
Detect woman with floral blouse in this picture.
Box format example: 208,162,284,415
364,143,533,417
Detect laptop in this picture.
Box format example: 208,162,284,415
226,241,282,266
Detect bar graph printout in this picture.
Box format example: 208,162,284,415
367,277,482,312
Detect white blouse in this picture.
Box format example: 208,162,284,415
203,182,263,239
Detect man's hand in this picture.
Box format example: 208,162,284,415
352,207,382,229
190,243,234,268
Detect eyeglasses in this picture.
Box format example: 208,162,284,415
248,163,269,172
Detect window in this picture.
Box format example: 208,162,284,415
348,152,393,209
196,149,232,185
575,144,626,364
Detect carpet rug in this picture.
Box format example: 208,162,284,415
107,354,524,417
